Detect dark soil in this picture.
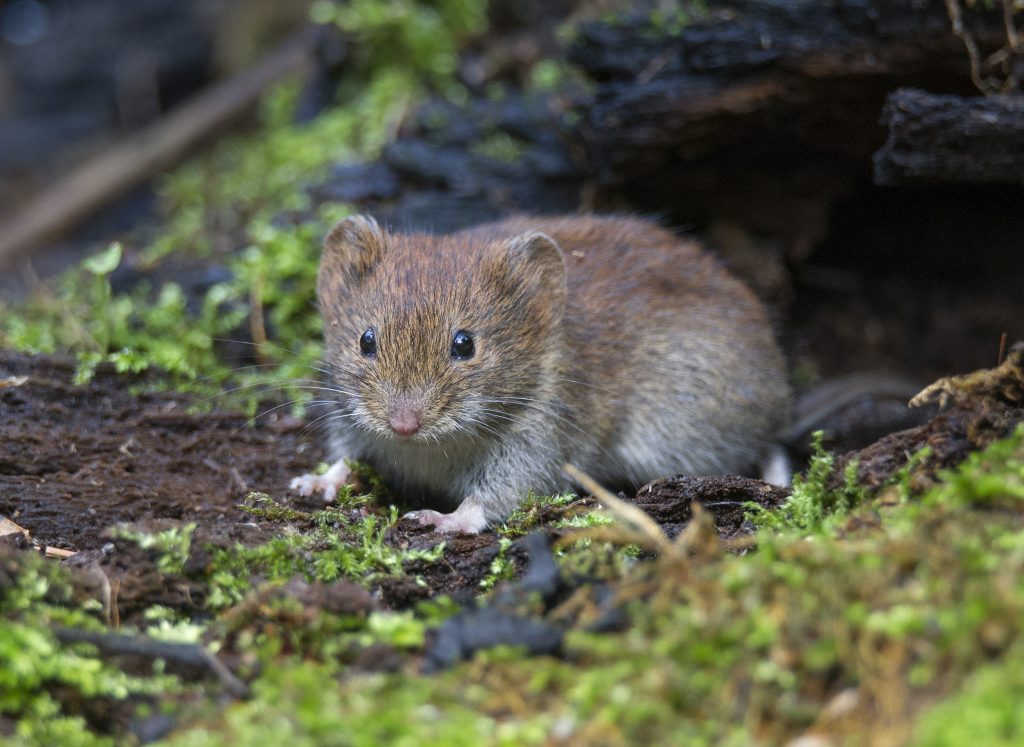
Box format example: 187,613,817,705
3,344,1022,619
0,347,793,613
0,351,323,551
0,350,571,609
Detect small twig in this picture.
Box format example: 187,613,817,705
1003,0,1021,54
53,628,249,698
562,463,672,554
44,546,77,559
722,534,757,552
700,500,749,508
1000,0,1022,90
998,331,1009,366
248,275,269,366
946,0,992,93
0,29,315,267
229,467,249,495
636,51,673,86
0,515,30,538
110,577,121,629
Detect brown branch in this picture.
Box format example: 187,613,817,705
0,29,316,269
53,627,249,697
946,0,990,93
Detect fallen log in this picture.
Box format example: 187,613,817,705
567,0,1009,237
571,0,1008,174
874,88,1024,184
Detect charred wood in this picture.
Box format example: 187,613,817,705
567,0,1008,237
874,88,1024,184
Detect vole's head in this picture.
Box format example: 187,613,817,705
317,215,566,442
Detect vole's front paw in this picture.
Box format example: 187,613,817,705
289,459,351,502
405,502,488,534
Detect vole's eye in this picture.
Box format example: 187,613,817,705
359,328,377,357
450,330,475,360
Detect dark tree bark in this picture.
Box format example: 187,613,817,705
566,0,1009,240
874,88,1024,185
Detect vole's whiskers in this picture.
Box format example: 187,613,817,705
302,408,360,439
456,414,506,440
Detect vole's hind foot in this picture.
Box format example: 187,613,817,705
760,445,791,487
289,459,351,502
405,500,488,534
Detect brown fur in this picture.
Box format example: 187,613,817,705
301,213,791,531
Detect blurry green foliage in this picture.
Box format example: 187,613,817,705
0,0,488,413
0,552,179,745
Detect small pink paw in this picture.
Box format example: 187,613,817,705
405,505,487,534
289,461,351,502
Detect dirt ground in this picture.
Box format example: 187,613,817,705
0,351,580,606
0,351,322,552
3,342,1022,614
0,348,794,608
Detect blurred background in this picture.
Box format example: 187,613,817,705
0,0,1021,459
0,0,314,284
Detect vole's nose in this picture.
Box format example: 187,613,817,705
388,397,422,435
389,409,421,435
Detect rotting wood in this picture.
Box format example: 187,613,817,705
565,0,1008,238
874,88,1024,185
569,0,1007,177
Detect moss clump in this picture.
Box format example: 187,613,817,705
912,642,1024,746
922,423,1024,509
499,492,582,537
0,551,179,745
205,495,445,610
746,431,869,533
311,0,487,102
162,659,549,747
110,523,196,575
158,424,1024,745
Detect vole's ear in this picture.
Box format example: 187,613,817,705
505,231,566,311
321,215,385,281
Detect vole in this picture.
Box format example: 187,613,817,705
290,214,791,533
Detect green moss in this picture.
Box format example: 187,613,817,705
162,659,550,747
526,59,575,92
478,537,515,591
924,423,1024,508
912,643,1024,746
469,132,527,162
0,0,488,415
595,2,706,37
176,426,1024,744
313,0,487,101
239,493,313,523
4,418,1020,746
0,552,180,744
746,431,869,533
111,523,195,575
205,497,445,609
499,492,578,537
